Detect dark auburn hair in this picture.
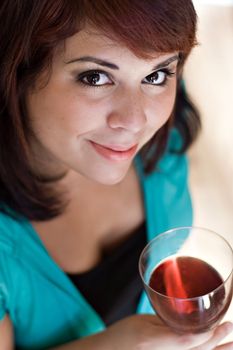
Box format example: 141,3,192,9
0,0,200,221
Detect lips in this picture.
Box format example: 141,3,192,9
90,141,138,161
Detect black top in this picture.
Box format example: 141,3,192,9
67,222,147,325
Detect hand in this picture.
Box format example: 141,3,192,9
101,314,233,350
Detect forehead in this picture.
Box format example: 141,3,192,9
58,25,177,67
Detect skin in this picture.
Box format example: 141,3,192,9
1,25,233,350
26,25,179,274
27,26,178,186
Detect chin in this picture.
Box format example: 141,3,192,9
87,164,130,186
94,171,127,186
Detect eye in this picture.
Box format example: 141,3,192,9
78,70,113,86
142,69,175,86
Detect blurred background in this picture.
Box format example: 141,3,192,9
184,2,233,239
184,1,233,337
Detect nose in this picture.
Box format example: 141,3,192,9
107,90,147,133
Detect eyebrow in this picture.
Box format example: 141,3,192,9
153,55,179,70
65,56,119,70
65,54,179,71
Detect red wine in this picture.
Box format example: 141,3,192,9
148,256,229,333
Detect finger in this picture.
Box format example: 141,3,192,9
192,322,233,350
143,315,232,350
144,315,216,349
175,330,214,349
139,314,214,349
215,341,233,350
148,328,215,350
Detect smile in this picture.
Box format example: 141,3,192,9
90,141,138,161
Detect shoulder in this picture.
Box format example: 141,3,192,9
0,209,26,254
0,208,29,271
0,210,33,322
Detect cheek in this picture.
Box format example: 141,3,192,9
27,86,108,142
147,87,176,129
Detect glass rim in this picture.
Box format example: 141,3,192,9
138,226,233,301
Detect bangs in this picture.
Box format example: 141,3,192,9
79,0,197,60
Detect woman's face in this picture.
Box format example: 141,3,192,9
27,25,179,185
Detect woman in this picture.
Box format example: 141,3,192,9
0,1,232,349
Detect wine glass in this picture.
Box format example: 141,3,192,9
139,227,233,333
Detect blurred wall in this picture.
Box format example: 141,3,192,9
184,4,233,239
184,4,233,334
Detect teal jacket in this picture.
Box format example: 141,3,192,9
0,134,192,349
